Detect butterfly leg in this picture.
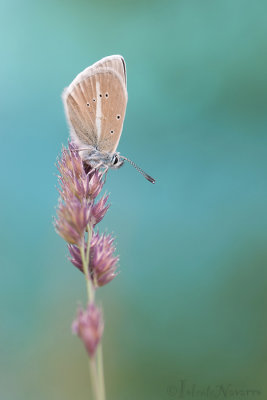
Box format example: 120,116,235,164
102,167,109,184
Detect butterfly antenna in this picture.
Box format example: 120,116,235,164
121,156,155,184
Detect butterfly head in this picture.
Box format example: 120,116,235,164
110,153,124,169
76,147,155,183
80,147,124,170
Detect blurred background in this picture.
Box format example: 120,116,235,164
1,0,267,399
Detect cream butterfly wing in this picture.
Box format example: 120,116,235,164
62,55,128,154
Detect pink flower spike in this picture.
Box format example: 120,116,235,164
90,195,110,227
68,231,119,287
72,303,104,358
87,169,104,200
54,197,91,245
57,142,104,203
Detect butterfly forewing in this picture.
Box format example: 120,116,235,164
96,69,127,153
62,55,127,153
93,55,127,85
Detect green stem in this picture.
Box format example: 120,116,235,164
80,223,106,400
79,239,94,303
96,343,106,400
85,223,92,268
89,358,101,400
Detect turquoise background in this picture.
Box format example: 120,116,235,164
1,0,267,399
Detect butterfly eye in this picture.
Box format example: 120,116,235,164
93,98,96,102
112,155,119,165
116,115,120,119
105,93,109,98
99,94,102,97
110,130,114,134
86,103,90,107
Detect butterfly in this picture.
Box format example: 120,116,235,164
62,55,155,183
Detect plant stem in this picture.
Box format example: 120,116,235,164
96,343,106,400
80,223,106,400
79,225,94,303
89,358,101,400
85,223,92,268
